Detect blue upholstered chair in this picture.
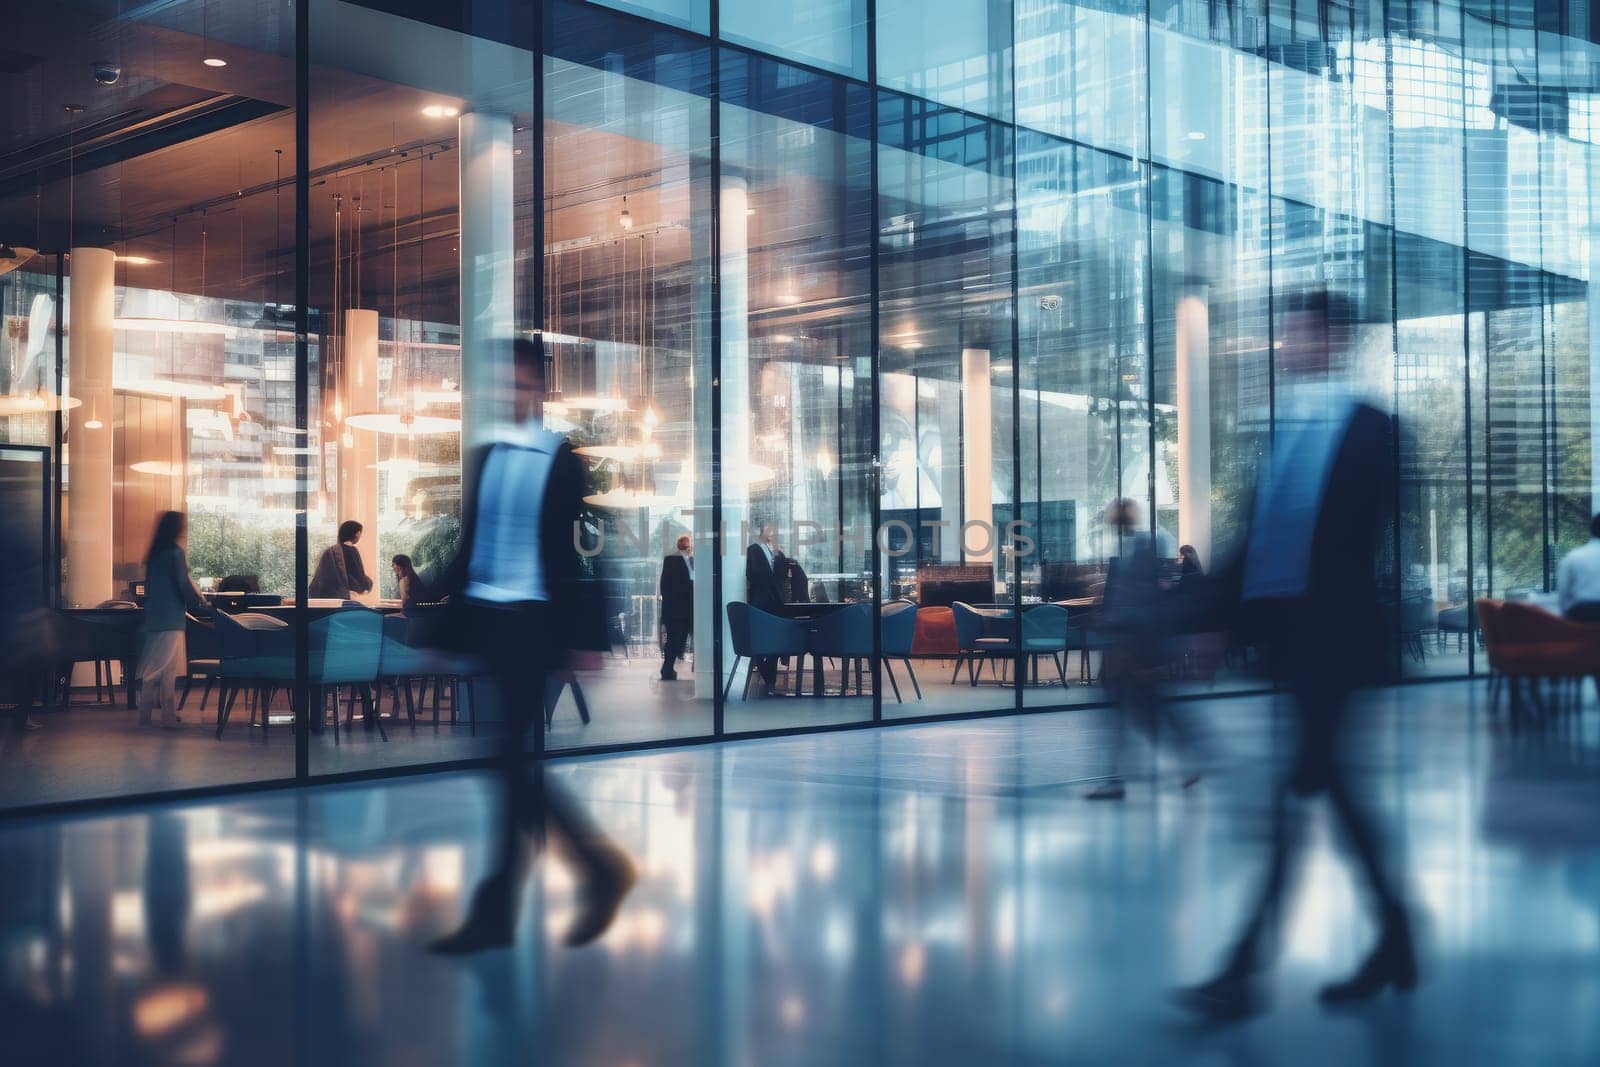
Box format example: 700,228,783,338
725,602,810,700
879,599,921,702
213,611,291,741
378,614,486,732
310,608,385,743
807,602,874,697
1021,604,1070,687
953,601,1018,685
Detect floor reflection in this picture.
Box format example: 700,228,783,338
3,680,1599,1065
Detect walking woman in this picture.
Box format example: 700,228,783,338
138,511,206,729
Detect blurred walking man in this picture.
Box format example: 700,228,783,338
1176,289,1416,1019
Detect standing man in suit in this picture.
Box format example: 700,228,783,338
429,338,633,954
1177,289,1415,1019
745,522,786,694
659,534,694,680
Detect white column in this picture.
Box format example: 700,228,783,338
341,308,380,603
458,111,516,473
961,348,993,562
937,379,962,562
716,178,751,700
1176,292,1212,567
67,247,115,608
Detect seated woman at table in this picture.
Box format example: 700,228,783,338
138,511,207,729
391,554,431,614
309,520,375,601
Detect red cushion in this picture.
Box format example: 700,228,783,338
912,607,957,655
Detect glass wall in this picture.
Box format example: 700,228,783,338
2,0,1598,810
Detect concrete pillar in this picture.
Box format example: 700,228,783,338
458,111,516,471
340,308,380,603
934,380,962,562
717,177,751,699
67,247,115,608
1175,292,1212,567
961,348,993,562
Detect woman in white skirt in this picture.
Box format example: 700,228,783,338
138,512,206,728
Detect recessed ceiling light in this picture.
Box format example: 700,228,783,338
421,104,460,119
1185,130,1206,141
203,57,228,68
770,334,795,344
118,255,157,266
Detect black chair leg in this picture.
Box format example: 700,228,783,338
723,655,742,702
1053,652,1067,686
903,658,922,699
214,685,236,740
179,677,193,711
951,655,965,685
883,659,902,703
199,676,214,712
464,678,478,736
403,679,417,725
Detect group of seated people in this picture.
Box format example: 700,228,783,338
307,520,429,609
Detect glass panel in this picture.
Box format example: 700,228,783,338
719,50,875,729
0,1,297,806
722,0,868,78
1145,0,1274,697
877,0,1014,122
306,0,515,772
544,3,715,749
878,90,1016,719
587,0,710,35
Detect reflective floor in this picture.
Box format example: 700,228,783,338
3,679,1597,1066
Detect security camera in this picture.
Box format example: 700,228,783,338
92,63,121,86
1039,295,1063,311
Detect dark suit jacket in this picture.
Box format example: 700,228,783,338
1239,401,1393,695
745,543,785,611
783,557,811,603
439,434,589,631
660,555,694,621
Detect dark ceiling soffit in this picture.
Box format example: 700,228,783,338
0,95,287,200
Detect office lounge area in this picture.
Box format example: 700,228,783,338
0,0,1589,817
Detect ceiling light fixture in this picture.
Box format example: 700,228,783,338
117,255,157,266
618,195,633,231
203,57,228,68
421,104,460,119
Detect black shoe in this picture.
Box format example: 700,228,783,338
659,670,678,681
1085,780,1126,801
562,850,637,948
427,911,514,955
428,881,515,956
1172,971,1263,1022
1319,924,1417,1004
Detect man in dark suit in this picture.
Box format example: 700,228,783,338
745,522,786,693
1177,289,1414,1019
429,338,633,954
659,534,694,680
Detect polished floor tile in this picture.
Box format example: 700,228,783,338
3,679,1598,1065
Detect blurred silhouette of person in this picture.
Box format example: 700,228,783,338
137,511,206,729
143,812,191,975
391,554,430,615
429,338,634,954
0,493,54,732
745,522,786,694
659,534,694,681
1086,498,1204,800
1178,544,1204,581
1556,513,1600,622
309,520,374,600
1176,289,1415,1020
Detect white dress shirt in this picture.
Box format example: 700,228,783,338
1557,538,1600,614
